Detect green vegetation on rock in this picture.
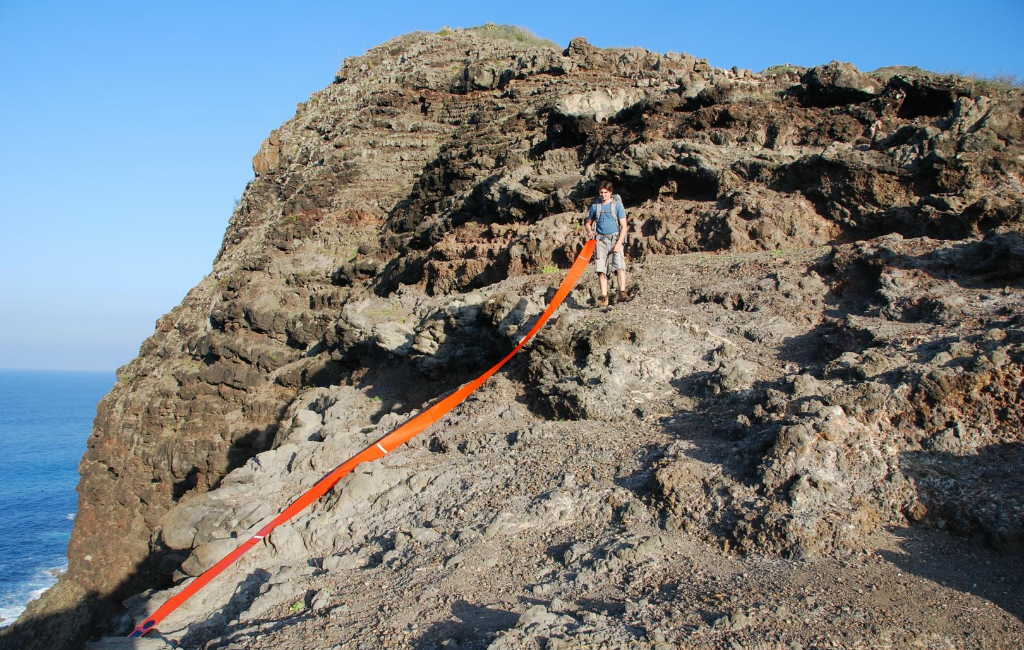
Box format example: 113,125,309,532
464,23,559,49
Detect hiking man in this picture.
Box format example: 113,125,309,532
584,181,630,306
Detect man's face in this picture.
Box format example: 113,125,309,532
599,189,612,200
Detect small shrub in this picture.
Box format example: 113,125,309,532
989,73,1022,88
951,72,1023,95
542,265,559,274
466,23,558,49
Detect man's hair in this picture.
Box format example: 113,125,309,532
599,181,614,193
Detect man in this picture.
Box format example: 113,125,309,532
584,181,630,306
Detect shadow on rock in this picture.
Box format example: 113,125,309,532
884,442,1024,619
908,230,1024,290
818,231,1024,329
664,373,789,486
411,600,519,650
178,569,273,649
878,527,1024,622
0,587,97,650
901,442,1024,556
775,326,836,369
613,442,666,496
0,544,180,650
575,597,625,617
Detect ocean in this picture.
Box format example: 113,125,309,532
0,369,114,628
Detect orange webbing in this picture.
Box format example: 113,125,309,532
129,239,596,637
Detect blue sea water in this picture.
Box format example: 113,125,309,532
0,369,114,628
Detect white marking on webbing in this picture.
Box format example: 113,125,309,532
253,535,265,540
376,443,388,454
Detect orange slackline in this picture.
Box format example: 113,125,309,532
130,239,596,637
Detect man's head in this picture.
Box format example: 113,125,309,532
599,181,614,201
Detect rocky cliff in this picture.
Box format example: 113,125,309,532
3,25,1023,650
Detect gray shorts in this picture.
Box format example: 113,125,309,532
594,234,625,275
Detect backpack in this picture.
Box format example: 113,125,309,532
591,194,625,235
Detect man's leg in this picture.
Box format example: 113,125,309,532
616,268,626,293
595,238,611,305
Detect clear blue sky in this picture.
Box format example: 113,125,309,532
1,0,1021,371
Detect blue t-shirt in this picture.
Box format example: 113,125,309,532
587,199,626,235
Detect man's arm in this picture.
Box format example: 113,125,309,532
584,206,596,239
613,217,628,252
613,202,627,251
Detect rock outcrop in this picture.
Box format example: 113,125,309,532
4,24,1024,650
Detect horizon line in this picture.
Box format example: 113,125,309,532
0,367,117,374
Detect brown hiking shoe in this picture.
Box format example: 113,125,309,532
597,294,609,307
617,290,632,303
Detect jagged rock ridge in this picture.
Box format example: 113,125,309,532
3,24,1023,650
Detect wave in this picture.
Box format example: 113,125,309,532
0,564,66,628
0,605,21,629
27,587,48,601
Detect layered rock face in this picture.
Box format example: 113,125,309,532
4,25,1024,649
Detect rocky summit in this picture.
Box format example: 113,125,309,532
4,24,1024,650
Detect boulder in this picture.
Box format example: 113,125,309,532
554,89,644,122
801,60,882,106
